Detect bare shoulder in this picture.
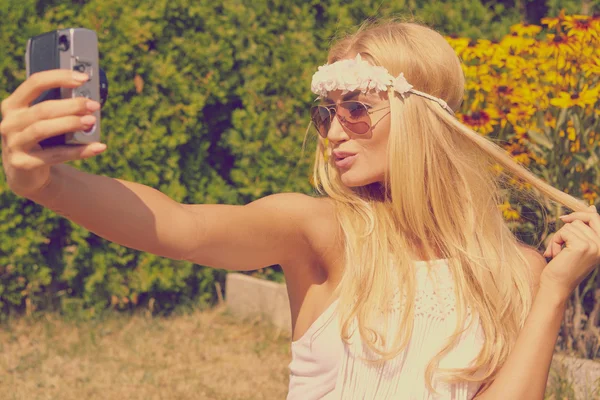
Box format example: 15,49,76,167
249,192,338,249
261,193,340,271
516,242,548,292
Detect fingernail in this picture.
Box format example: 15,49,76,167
91,143,107,154
86,100,100,111
73,72,89,82
81,115,96,125
559,215,566,219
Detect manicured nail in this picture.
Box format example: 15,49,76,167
81,115,96,125
86,100,100,111
90,143,107,154
558,215,566,219
73,72,89,82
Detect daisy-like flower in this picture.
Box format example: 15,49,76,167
461,107,500,135
461,39,495,62
563,14,599,42
505,142,532,166
581,182,599,205
498,200,520,220
550,84,600,108
510,23,543,37
541,10,567,30
541,33,581,58
581,55,600,77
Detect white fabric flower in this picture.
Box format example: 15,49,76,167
311,53,397,97
309,53,454,117
392,73,413,99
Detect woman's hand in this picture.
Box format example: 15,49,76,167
0,69,106,199
541,205,600,301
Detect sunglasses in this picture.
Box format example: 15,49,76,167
310,100,390,138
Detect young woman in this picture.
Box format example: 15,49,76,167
1,20,599,400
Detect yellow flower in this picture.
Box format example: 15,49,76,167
505,142,532,166
582,56,600,77
461,107,500,135
461,39,495,62
498,200,520,221
570,139,581,152
510,23,543,37
563,15,599,42
581,182,599,204
541,10,567,29
567,126,577,141
544,112,557,129
506,104,537,127
540,33,579,58
550,84,600,108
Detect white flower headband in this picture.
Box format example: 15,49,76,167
310,53,455,116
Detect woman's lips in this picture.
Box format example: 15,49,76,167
334,154,358,168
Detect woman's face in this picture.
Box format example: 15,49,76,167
323,89,391,187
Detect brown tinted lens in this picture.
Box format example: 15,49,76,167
310,106,332,138
338,102,371,134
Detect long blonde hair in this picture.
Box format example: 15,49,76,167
307,19,588,393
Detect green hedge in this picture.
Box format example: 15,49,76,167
0,0,594,317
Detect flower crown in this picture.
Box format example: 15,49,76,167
311,54,455,116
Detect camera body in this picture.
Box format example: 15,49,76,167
26,28,108,148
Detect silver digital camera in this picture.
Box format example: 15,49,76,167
26,28,108,148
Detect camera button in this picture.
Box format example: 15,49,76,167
77,89,91,99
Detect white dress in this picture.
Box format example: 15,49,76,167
287,259,485,400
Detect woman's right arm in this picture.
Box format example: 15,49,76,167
35,164,320,270
2,70,322,272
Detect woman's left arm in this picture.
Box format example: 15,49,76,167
475,205,600,400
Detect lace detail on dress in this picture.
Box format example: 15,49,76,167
386,262,470,320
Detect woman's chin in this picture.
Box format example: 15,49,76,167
340,171,369,187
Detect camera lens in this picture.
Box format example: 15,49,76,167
73,64,86,73
58,35,70,52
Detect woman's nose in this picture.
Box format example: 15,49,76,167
327,114,350,143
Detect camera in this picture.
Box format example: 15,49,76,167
26,28,108,148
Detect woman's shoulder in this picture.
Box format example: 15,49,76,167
516,242,547,292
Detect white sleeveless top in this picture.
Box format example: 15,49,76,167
287,259,485,400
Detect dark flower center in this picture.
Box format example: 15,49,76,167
574,20,591,29
553,35,566,43
571,92,580,100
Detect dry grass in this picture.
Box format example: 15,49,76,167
0,305,291,400
2,304,598,400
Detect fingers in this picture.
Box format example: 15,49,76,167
1,97,100,134
1,70,89,116
7,114,96,152
544,219,600,258
16,142,107,169
544,223,588,258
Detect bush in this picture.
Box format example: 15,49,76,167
0,0,598,354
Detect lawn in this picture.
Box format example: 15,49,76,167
0,303,596,399
0,304,291,400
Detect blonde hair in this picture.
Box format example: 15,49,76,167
305,19,588,393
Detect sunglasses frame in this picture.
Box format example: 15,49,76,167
311,100,390,138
